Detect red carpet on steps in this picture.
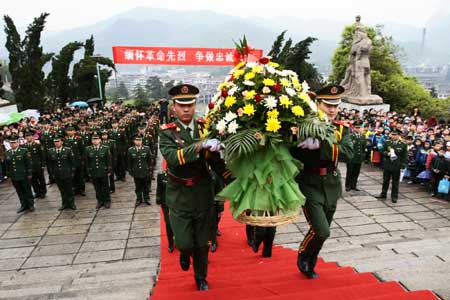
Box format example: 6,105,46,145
151,203,439,300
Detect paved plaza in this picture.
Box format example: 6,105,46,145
0,162,449,299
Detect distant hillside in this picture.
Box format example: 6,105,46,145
0,7,448,67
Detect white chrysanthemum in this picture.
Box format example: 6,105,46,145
225,74,232,82
286,88,296,97
302,81,310,93
308,100,318,112
265,66,276,74
284,70,297,76
224,111,237,123
228,86,238,96
243,80,255,86
246,62,257,68
227,120,239,134
264,96,278,109
262,86,271,94
216,119,227,135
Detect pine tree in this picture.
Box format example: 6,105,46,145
117,81,129,99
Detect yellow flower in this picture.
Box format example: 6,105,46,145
318,109,326,120
245,90,256,100
291,106,305,117
252,65,263,73
265,118,281,133
299,92,310,102
243,104,256,116
263,78,276,86
235,61,246,69
279,95,293,108
225,96,236,108
244,72,256,81
267,109,279,119
233,69,245,78
280,78,290,87
291,78,301,90
218,82,229,90
268,62,280,68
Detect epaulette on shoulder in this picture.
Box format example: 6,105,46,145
197,118,206,124
160,123,177,130
334,120,350,128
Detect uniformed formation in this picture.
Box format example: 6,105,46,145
4,105,160,213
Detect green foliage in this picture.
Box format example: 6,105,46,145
145,76,176,100
269,32,322,90
3,13,52,110
71,36,115,101
117,81,129,99
46,41,83,104
330,24,433,113
224,129,259,161
133,83,148,107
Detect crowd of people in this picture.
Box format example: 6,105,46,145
338,106,450,201
0,103,161,212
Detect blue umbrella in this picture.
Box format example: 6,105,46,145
70,101,89,107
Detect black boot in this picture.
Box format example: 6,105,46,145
246,225,254,247
297,252,318,279
179,253,190,271
195,279,209,291
262,227,276,258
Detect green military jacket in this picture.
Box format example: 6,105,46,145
109,128,127,154
382,140,407,171
348,132,366,164
78,131,91,147
39,130,54,151
291,121,354,206
47,147,74,179
86,145,111,178
127,146,152,178
64,136,84,167
159,119,214,212
101,139,117,166
5,148,32,180
23,141,45,171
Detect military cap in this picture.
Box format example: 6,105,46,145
315,85,344,105
65,125,75,131
133,134,143,141
168,84,199,104
353,120,363,127
53,135,64,142
100,129,109,135
391,129,402,135
24,131,34,137
111,118,119,124
78,121,87,126
41,119,50,125
138,124,146,130
91,132,100,139
8,134,19,142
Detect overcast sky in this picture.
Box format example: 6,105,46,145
2,0,449,31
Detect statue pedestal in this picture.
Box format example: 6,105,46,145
339,100,390,113
342,94,383,105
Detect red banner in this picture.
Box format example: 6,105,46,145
112,46,263,66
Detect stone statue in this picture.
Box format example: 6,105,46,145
340,16,383,105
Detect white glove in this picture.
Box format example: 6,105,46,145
297,138,320,150
390,149,398,161
202,139,223,152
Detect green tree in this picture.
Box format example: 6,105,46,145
268,32,322,90
4,13,53,110
46,41,83,105
133,83,148,107
117,81,129,99
71,35,115,101
329,24,431,112
145,76,164,99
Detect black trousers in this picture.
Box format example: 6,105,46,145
161,203,174,247
115,153,126,180
92,176,111,205
12,179,34,209
381,168,401,198
73,165,85,194
31,169,46,197
345,162,362,189
55,177,75,208
133,176,150,201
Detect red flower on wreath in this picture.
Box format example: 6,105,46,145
273,83,282,92
259,57,270,64
221,90,228,97
255,94,263,103
208,102,215,109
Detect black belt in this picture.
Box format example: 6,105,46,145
168,172,205,187
303,167,337,176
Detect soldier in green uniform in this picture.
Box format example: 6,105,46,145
48,135,76,210
109,119,127,181
52,117,65,137
86,133,112,209
24,131,46,198
78,121,91,183
376,129,407,203
127,135,152,206
290,85,353,279
101,130,117,193
345,120,366,191
40,120,55,183
5,135,35,213
64,126,86,196
159,84,221,291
